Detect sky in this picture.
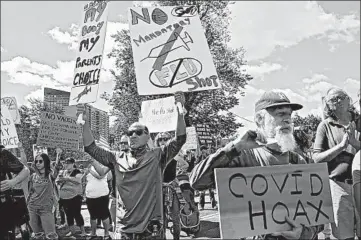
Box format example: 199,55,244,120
1,1,360,131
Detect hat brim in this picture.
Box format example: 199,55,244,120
265,103,303,111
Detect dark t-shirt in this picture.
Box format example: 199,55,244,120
0,149,24,196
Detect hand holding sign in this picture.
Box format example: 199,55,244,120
174,91,186,115
271,216,303,239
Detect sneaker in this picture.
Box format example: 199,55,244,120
103,236,112,240
56,224,67,229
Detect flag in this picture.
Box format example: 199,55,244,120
96,135,110,151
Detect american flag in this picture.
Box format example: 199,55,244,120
95,135,110,151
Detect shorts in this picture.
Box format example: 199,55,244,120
86,195,110,220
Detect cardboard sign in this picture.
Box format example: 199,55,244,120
1,97,21,124
139,96,178,133
37,112,81,150
32,144,48,160
128,6,220,95
1,104,19,149
181,126,198,151
195,124,214,147
215,163,333,239
69,0,110,105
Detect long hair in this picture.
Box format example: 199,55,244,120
322,87,358,121
35,153,52,178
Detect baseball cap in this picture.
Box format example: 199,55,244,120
255,90,303,112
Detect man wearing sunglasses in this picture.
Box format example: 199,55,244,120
81,92,187,239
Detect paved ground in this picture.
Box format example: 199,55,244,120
55,192,330,239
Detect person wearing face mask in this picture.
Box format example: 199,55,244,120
56,158,86,238
190,90,323,240
81,92,187,239
313,88,361,240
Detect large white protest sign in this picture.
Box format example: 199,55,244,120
1,97,21,124
128,6,220,95
37,112,81,150
69,0,110,105
215,163,333,239
139,96,178,133
1,104,19,148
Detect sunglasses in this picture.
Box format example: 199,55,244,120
35,160,43,164
127,129,147,137
120,142,128,145
158,138,169,142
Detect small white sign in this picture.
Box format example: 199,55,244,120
1,104,19,149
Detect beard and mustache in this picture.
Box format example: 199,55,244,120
260,122,297,153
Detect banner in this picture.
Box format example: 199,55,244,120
195,124,214,147
139,96,178,133
1,97,21,124
181,126,198,151
32,144,48,160
37,112,81,150
128,6,220,95
69,0,110,105
215,163,333,239
1,104,19,149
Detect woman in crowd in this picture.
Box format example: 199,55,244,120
27,148,62,240
84,162,112,239
56,158,86,238
313,87,361,240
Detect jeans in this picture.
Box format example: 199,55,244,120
28,205,57,239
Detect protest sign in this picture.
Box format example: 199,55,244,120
139,96,178,133
181,126,198,151
69,0,110,105
1,104,19,149
215,163,333,239
128,6,220,95
1,97,21,124
37,112,81,150
32,144,48,160
195,124,214,147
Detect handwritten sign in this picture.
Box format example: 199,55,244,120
1,104,19,149
195,124,214,147
139,96,178,133
128,6,220,95
69,0,110,105
1,97,21,124
181,126,198,151
215,163,333,239
32,144,48,160
37,112,81,150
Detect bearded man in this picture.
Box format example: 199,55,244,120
190,90,323,240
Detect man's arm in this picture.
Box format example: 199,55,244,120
90,159,110,176
82,114,116,168
160,93,187,166
190,130,261,191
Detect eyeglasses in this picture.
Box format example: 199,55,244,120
329,95,348,104
158,138,169,142
35,160,43,164
120,142,128,145
127,129,146,137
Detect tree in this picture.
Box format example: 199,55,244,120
102,0,253,139
292,113,322,142
18,99,84,162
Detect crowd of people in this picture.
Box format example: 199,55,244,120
1,88,360,240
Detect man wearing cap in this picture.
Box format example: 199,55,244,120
82,92,186,239
190,90,322,239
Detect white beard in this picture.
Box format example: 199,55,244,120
275,129,297,152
